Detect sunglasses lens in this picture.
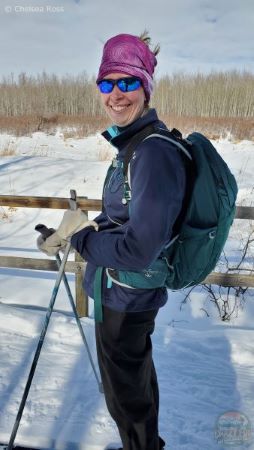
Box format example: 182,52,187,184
97,77,142,94
118,78,141,92
98,80,113,93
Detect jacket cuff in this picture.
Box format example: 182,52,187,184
70,226,95,252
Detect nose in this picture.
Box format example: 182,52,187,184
110,84,125,98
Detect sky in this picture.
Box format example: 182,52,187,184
0,0,253,80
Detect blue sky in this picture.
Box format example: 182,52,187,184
0,0,253,79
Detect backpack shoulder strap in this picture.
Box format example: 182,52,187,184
123,125,192,178
122,123,157,177
143,127,192,161
121,124,193,205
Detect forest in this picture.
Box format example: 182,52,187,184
0,70,253,140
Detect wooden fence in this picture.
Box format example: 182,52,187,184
0,195,254,317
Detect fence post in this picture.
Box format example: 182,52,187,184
75,251,88,317
75,206,89,317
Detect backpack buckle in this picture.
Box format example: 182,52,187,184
171,128,182,139
122,178,131,205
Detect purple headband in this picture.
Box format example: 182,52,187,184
96,33,157,101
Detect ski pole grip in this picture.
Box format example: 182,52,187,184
35,190,77,237
69,189,77,211
35,223,55,239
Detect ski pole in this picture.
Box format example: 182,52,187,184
6,190,77,450
35,224,103,392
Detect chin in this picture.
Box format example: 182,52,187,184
108,112,131,127
115,118,130,126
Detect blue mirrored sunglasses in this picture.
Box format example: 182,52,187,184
97,77,142,94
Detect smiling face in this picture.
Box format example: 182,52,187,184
99,73,146,127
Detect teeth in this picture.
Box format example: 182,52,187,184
111,105,128,111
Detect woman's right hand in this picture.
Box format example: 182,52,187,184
37,231,68,256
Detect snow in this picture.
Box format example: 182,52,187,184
0,131,254,449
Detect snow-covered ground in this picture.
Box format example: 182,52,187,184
0,130,254,450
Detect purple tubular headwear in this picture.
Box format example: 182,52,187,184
96,33,157,101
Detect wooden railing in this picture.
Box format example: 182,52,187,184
0,195,254,317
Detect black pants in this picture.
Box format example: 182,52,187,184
95,306,165,450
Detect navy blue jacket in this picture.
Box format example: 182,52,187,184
71,109,186,312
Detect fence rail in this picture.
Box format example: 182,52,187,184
0,256,85,273
0,195,102,211
1,196,254,317
0,195,254,219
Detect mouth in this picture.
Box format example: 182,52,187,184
109,105,130,112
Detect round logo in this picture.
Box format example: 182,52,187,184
214,411,253,447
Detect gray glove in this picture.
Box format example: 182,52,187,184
57,209,98,240
37,209,98,256
37,231,68,257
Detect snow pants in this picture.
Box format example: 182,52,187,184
95,305,165,450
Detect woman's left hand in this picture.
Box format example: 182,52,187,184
57,209,99,240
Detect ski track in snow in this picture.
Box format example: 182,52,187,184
0,132,254,449
1,307,254,450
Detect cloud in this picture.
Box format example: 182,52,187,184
0,0,253,79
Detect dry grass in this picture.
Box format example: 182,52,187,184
0,140,17,156
0,114,111,138
161,115,254,141
0,115,38,136
0,114,253,141
0,206,17,221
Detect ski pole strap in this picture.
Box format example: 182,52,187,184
94,266,104,322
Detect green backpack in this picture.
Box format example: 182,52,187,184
105,125,238,291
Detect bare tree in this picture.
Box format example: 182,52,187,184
0,70,253,118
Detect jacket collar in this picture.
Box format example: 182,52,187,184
102,108,160,150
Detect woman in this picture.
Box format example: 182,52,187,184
39,32,186,450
